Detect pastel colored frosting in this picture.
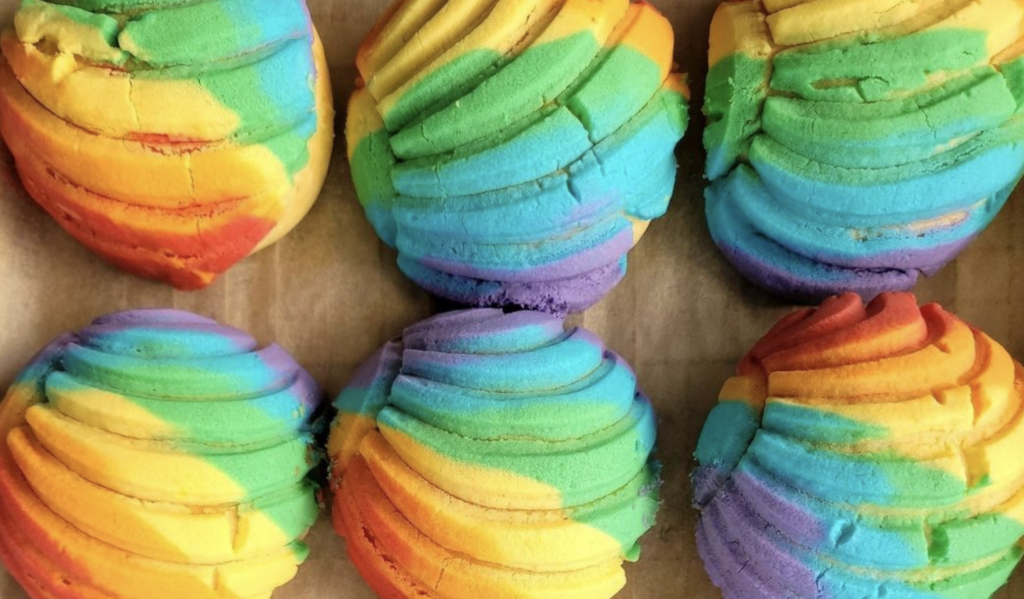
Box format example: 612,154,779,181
0,310,325,599
692,292,1024,599
0,0,335,290
704,0,1024,303
347,0,689,314
328,309,659,598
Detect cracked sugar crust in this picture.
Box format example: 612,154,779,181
0,309,326,599
703,0,1024,303
0,0,334,289
693,292,1024,599
329,308,661,599
347,0,689,314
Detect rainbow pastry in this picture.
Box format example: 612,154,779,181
328,309,659,598
0,0,334,290
693,292,1024,599
704,0,1024,302
0,310,324,599
347,0,688,313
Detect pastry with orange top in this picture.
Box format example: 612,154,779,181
693,292,1024,599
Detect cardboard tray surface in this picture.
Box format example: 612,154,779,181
0,0,1021,597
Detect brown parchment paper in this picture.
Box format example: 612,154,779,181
0,0,1021,597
